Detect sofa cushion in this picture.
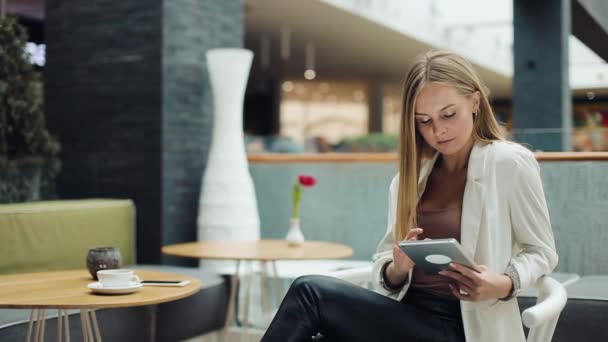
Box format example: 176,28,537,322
565,275,608,300
0,309,35,329
132,265,229,341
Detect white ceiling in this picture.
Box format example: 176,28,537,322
245,0,513,97
7,0,605,98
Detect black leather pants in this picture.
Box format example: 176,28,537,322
261,275,465,342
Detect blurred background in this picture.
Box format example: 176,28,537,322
4,0,608,153
7,0,608,155
3,0,608,264
4,4,608,341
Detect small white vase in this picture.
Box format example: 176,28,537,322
286,218,305,246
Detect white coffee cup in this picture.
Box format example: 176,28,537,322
97,269,141,288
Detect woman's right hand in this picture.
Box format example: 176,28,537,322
390,228,422,278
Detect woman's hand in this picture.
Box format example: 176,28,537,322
439,263,513,301
391,228,423,274
384,228,424,287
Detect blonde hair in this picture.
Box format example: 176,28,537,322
395,50,504,241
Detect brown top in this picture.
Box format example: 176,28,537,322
162,240,353,261
410,156,465,300
0,269,202,309
410,207,462,300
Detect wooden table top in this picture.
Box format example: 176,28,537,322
0,269,202,309
162,239,354,261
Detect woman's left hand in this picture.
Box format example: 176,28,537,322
438,263,512,301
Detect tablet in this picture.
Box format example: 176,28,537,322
398,238,479,275
140,280,191,287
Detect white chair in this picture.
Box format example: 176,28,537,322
326,266,567,342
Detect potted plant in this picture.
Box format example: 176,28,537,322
0,16,60,203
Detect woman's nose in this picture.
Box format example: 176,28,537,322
433,123,447,137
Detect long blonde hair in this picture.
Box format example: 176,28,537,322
395,51,504,241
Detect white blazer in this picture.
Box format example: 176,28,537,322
371,141,558,342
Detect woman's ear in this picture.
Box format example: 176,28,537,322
473,91,481,111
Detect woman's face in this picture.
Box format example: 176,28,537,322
414,82,480,156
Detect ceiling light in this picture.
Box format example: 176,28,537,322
305,42,316,80
304,69,316,80
282,81,295,92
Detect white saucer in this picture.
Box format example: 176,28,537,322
87,282,143,295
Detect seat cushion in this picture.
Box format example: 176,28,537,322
0,309,36,330
565,275,608,300
132,265,230,341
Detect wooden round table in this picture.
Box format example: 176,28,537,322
162,240,353,341
0,269,202,342
162,239,353,261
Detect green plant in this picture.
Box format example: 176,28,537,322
0,16,60,201
342,133,398,152
292,175,317,219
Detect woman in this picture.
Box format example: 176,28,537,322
261,51,558,342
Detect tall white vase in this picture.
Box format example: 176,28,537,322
197,48,260,273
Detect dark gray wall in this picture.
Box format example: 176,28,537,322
45,0,244,264
513,0,572,151
161,0,244,263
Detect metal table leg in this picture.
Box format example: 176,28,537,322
220,259,241,342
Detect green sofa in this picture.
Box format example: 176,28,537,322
0,199,229,342
0,199,135,274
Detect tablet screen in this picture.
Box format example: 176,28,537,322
398,238,478,274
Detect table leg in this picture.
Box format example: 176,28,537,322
63,309,71,342
271,261,284,307
260,261,270,315
38,309,46,342
33,309,41,342
90,310,102,341
41,309,47,342
80,310,90,342
146,305,157,342
241,261,253,341
86,310,95,342
57,310,63,342
36,309,46,342
219,259,241,342
26,309,36,342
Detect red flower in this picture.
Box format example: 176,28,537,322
298,175,317,187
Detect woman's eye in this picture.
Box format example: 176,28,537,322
419,119,431,124
444,112,456,118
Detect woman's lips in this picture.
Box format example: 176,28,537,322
438,138,454,144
